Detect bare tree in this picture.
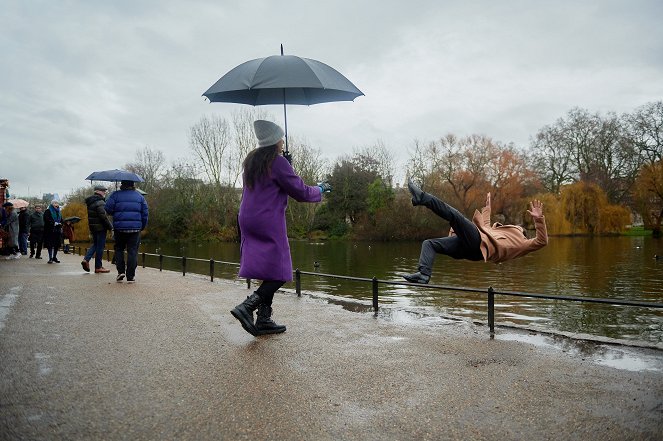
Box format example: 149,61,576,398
531,123,575,194
230,108,269,187
352,140,395,186
125,146,166,194
189,115,231,186
626,100,663,164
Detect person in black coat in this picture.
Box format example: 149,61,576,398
81,185,113,273
43,200,63,263
29,204,45,259
18,207,29,255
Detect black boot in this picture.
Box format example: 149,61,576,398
402,272,430,284
255,304,286,335
408,179,427,206
230,293,261,336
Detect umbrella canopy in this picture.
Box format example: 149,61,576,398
203,46,363,152
86,169,144,183
7,198,29,209
63,216,81,224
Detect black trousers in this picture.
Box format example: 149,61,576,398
417,193,484,275
256,280,286,306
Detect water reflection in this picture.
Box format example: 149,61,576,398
135,236,663,344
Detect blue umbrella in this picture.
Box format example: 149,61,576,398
86,169,144,182
203,45,364,153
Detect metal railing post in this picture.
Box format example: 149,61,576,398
182,256,186,276
488,286,495,338
372,277,379,315
210,259,215,282
142,252,146,268
106,248,110,262
159,254,163,272
296,269,301,296
247,279,251,289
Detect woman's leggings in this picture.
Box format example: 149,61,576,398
256,280,286,306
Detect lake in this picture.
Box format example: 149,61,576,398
134,236,663,345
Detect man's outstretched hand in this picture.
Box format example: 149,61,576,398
527,199,544,219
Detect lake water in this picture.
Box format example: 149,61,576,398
135,236,663,345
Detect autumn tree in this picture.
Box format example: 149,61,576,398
632,160,663,236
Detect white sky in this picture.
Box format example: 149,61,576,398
2,0,662,198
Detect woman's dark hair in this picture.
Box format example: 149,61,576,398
243,145,279,190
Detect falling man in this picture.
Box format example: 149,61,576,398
403,180,548,284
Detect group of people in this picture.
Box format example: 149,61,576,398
1,181,149,284
230,119,548,338
1,200,73,262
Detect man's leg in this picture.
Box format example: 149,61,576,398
415,191,482,253
35,234,43,259
93,232,104,269
125,232,140,281
114,232,127,278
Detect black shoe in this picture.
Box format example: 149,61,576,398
29,254,34,258
53,258,61,263
408,179,426,206
35,256,42,259
116,273,125,282
47,259,53,264
255,304,287,335
230,293,261,336
403,272,430,284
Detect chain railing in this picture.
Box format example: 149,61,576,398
72,246,663,338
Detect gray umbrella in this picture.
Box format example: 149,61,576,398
203,46,364,153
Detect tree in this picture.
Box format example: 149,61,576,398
125,146,166,195
285,136,328,237
627,101,663,164
632,160,663,236
532,107,642,204
531,122,575,193
230,108,269,187
189,115,232,187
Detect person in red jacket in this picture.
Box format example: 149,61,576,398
403,179,548,284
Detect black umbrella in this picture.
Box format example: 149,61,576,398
85,169,144,183
203,45,364,153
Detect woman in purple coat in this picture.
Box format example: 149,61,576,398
231,120,331,336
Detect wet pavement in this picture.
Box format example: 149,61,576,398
1,254,662,440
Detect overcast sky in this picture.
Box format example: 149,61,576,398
2,0,662,198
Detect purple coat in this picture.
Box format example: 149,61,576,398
238,155,321,282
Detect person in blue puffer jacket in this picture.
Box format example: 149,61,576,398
105,180,149,284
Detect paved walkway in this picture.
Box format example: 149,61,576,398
1,253,662,440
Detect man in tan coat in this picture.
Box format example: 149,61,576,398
403,179,548,284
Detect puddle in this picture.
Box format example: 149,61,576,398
498,331,663,372
293,289,662,372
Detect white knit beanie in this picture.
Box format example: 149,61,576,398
253,120,284,147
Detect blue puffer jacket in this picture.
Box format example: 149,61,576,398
105,189,148,231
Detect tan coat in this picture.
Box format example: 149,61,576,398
472,206,548,263
449,204,548,263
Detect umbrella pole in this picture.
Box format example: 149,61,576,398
280,44,289,153
283,90,289,153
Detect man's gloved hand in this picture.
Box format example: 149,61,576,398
317,182,332,193
283,151,293,165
